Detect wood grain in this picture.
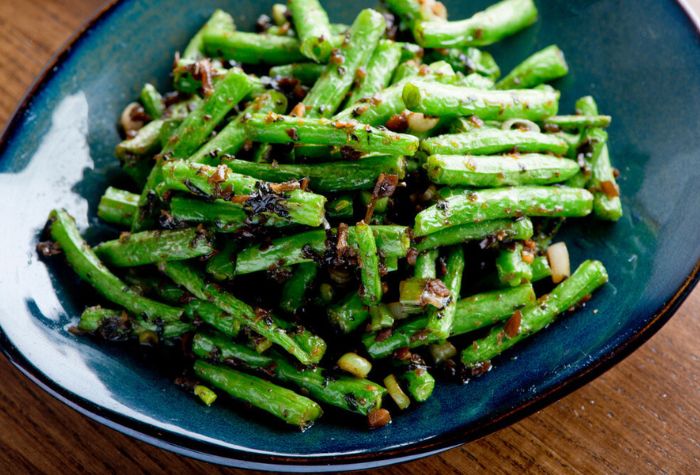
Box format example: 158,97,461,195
1,1,698,473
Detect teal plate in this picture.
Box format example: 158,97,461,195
0,0,699,471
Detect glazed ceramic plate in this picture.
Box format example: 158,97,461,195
1,0,699,471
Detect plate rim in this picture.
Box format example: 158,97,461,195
1,0,699,471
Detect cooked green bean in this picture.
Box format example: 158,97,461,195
356,221,383,305
461,260,608,368
288,0,334,63
95,228,215,267
345,40,402,106
244,114,419,156
425,246,464,339
421,129,569,156
194,360,322,430
219,155,405,192
203,28,306,65
424,47,500,80
403,81,559,120
193,332,385,416
269,63,325,85
235,225,410,275
280,263,318,313
414,186,593,236
414,0,538,48
46,209,182,322
302,9,386,117
363,284,536,358
140,83,164,119
188,91,288,164
161,261,323,365
132,69,255,231
97,187,139,227
544,115,612,130
496,45,568,90
415,218,533,251
496,242,533,287
425,154,580,187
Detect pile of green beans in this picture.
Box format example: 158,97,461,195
40,0,620,431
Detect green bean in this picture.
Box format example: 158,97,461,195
363,284,536,359
269,63,325,86
573,97,622,221
414,249,438,279
531,255,552,282
189,91,288,164
335,62,458,125
163,69,253,158
95,228,215,267
403,81,559,120
203,245,237,286
422,129,569,156
194,360,322,430
368,304,395,332
414,0,538,48
79,306,192,341
243,114,419,156
115,119,179,186
562,97,602,187
168,197,247,232
194,332,385,416
97,187,139,227
425,154,580,187
122,271,190,305
327,292,369,334
399,277,450,309
390,60,421,85
356,222,382,305
140,84,164,119
235,225,410,275
414,186,593,236
280,263,318,314
303,9,386,117
132,69,255,231
497,45,568,90
164,96,203,120
424,47,500,80
183,299,241,338
202,26,306,65
415,218,533,251
543,115,612,130
461,260,608,368
220,155,405,193
288,0,333,62
590,136,622,221
116,120,168,160
182,9,235,60
160,261,322,365
448,117,500,134
397,42,424,63
46,209,182,322
452,73,496,90
326,194,354,219
345,40,403,106
158,161,327,227
385,0,446,29
425,246,464,339
401,366,435,402
496,242,533,287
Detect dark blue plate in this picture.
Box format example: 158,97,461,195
1,0,699,471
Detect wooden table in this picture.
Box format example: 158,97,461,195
1,1,698,473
